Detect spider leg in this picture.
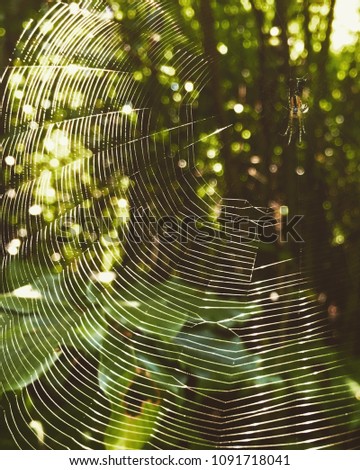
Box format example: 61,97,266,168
282,112,293,144
302,113,306,135
298,114,302,143
288,126,293,145
299,104,308,142
298,112,306,143
287,114,293,145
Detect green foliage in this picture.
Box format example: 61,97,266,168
0,312,62,392
1,267,360,448
101,277,190,341
99,332,161,449
0,280,103,392
0,265,270,446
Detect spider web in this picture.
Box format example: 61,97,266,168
1,0,360,450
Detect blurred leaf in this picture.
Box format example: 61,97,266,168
175,323,263,390
102,275,256,342
0,276,102,391
98,332,137,396
105,400,160,450
102,277,191,341
0,312,68,392
0,290,44,315
99,331,162,449
65,310,107,352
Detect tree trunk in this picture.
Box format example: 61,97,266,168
198,0,236,198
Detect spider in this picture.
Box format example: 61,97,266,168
283,76,309,145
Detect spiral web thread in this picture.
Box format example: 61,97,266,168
1,0,360,450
